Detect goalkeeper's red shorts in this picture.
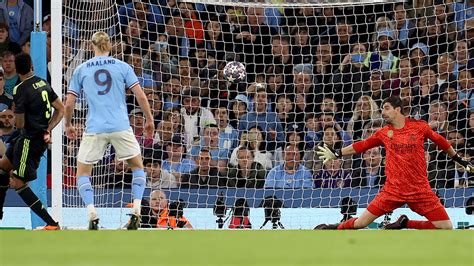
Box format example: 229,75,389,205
367,190,450,221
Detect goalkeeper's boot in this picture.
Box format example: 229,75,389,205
314,223,340,230
384,215,408,230
88,218,100,230
34,224,60,231
126,214,141,230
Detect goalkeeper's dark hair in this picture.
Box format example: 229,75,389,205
382,96,404,111
15,53,32,75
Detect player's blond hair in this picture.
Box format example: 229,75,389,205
91,31,112,53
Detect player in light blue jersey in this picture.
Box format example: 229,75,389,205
64,32,154,230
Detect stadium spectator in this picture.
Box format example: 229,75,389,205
0,23,20,55
0,108,15,155
123,18,150,55
318,112,352,147
442,85,468,130
190,124,229,174
162,76,181,111
304,114,320,149
153,120,175,147
144,157,178,189
347,95,382,141
314,157,352,188
118,1,163,40
162,135,197,181
273,126,305,166
409,42,429,76
393,2,416,50
178,1,205,47
361,69,391,109
0,0,33,46
1,51,18,95
234,6,272,81
453,40,470,78
305,126,350,175
164,107,184,135
214,106,239,152
130,109,153,148
147,92,163,126
351,146,386,188
290,25,313,65
291,63,320,121
230,126,273,170
165,10,190,58
181,148,224,188
0,68,12,110
226,146,266,188
364,28,399,78
467,112,474,153
314,40,334,93
400,85,427,121
384,56,418,94
266,35,293,77
457,67,474,111
126,50,155,95
436,53,457,91
238,87,284,149
333,42,370,114
415,67,443,114
275,95,296,132
228,94,250,129
180,87,216,149
452,0,474,34
264,144,313,189
138,190,192,229
427,100,449,136
331,18,356,65
204,16,233,62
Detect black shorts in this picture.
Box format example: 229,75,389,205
5,135,47,182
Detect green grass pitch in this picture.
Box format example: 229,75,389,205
1,230,473,266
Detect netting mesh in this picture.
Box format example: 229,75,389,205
61,0,473,229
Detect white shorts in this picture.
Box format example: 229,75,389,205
77,128,141,164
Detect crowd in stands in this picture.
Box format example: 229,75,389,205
1,0,473,190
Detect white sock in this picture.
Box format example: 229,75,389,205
133,199,141,215
87,204,98,220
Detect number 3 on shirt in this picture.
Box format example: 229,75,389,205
94,69,112,95
41,90,51,119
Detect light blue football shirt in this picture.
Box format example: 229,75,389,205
69,56,139,134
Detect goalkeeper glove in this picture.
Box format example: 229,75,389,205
451,155,474,174
316,144,342,164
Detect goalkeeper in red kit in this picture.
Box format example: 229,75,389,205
315,96,474,230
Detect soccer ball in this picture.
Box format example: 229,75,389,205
223,61,246,83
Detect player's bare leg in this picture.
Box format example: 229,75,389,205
315,209,380,230
125,155,146,230
76,161,99,230
0,156,13,220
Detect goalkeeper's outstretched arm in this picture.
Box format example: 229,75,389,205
425,124,474,173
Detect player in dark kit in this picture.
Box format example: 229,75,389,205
0,53,64,230
316,96,473,230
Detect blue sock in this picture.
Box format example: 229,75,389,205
77,176,94,206
131,169,146,201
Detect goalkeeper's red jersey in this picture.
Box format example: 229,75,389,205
352,118,451,199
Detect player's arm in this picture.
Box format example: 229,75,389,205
64,93,78,139
43,98,65,144
130,83,154,138
47,98,64,132
425,125,473,173
15,113,25,129
317,134,382,164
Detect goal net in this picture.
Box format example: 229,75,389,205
58,0,474,229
